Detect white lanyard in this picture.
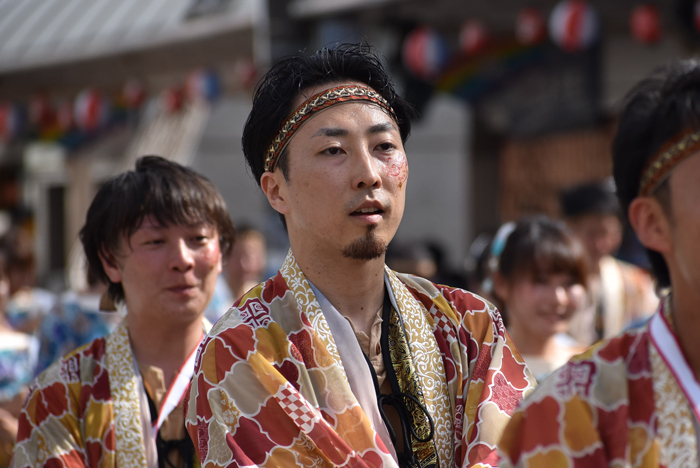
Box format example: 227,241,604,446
649,305,700,422
151,335,202,436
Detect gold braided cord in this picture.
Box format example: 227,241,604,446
639,129,700,196
263,85,398,172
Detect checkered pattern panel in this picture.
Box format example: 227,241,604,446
433,309,457,340
276,386,320,433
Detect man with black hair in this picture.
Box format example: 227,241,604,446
13,156,235,468
561,180,657,345
499,60,700,467
187,44,534,468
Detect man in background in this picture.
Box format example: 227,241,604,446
13,156,234,468
561,180,657,344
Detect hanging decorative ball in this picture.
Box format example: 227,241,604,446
74,89,107,132
631,4,662,44
56,100,74,132
234,58,257,89
162,87,184,113
549,0,600,52
0,104,21,142
186,68,221,102
402,26,450,80
29,94,53,128
459,20,489,55
516,8,547,45
123,79,146,109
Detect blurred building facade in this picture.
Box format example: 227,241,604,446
0,0,697,288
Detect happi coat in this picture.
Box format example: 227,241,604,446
12,320,208,468
186,251,535,468
498,296,700,468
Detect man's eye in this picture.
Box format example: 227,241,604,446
377,143,396,152
323,147,342,156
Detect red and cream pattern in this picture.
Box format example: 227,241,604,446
186,250,534,467
13,321,210,468
498,298,700,468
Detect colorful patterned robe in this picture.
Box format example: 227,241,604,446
186,251,535,467
498,304,699,468
12,321,206,468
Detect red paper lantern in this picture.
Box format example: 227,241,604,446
74,89,107,132
29,94,53,127
631,4,662,44
57,100,74,132
123,79,146,109
549,0,600,52
402,27,450,80
162,87,184,113
234,58,257,89
694,0,700,32
516,8,546,46
459,20,489,55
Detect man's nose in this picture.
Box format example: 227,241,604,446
171,239,195,271
354,147,382,189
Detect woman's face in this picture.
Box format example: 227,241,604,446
500,271,586,338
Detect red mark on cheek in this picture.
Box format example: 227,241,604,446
386,154,408,189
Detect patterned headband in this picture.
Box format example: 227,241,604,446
639,128,700,196
263,85,398,172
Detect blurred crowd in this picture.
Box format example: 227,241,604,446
0,177,658,464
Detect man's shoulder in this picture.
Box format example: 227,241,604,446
520,325,652,409
34,335,108,389
393,271,498,317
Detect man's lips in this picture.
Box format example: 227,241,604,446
167,284,198,294
349,199,386,217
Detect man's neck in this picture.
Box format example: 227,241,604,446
126,312,203,388
293,246,386,337
670,281,700,380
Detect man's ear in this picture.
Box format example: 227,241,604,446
628,197,673,255
99,251,122,284
260,171,290,215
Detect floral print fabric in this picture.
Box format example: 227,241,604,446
186,250,535,467
498,308,699,468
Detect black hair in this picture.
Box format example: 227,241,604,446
560,180,620,218
80,155,235,304
612,59,700,288
242,43,414,186
498,216,588,290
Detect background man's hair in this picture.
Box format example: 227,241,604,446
242,43,414,186
613,59,700,288
80,155,235,304
560,180,620,218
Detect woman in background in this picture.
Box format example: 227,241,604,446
0,246,38,467
491,216,588,381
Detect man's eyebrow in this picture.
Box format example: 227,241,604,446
311,127,349,137
368,122,398,134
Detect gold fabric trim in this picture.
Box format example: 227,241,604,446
263,85,397,172
639,129,700,196
106,322,149,468
385,268,454,467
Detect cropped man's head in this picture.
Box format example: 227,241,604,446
613,59,700,289
561,180,622,269
80,156,235,303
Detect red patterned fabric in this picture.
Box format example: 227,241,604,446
13,338,116,467
186,251,535,467
499,308,699,467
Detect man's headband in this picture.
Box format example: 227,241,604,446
639,128,700,196
264,85,398,173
